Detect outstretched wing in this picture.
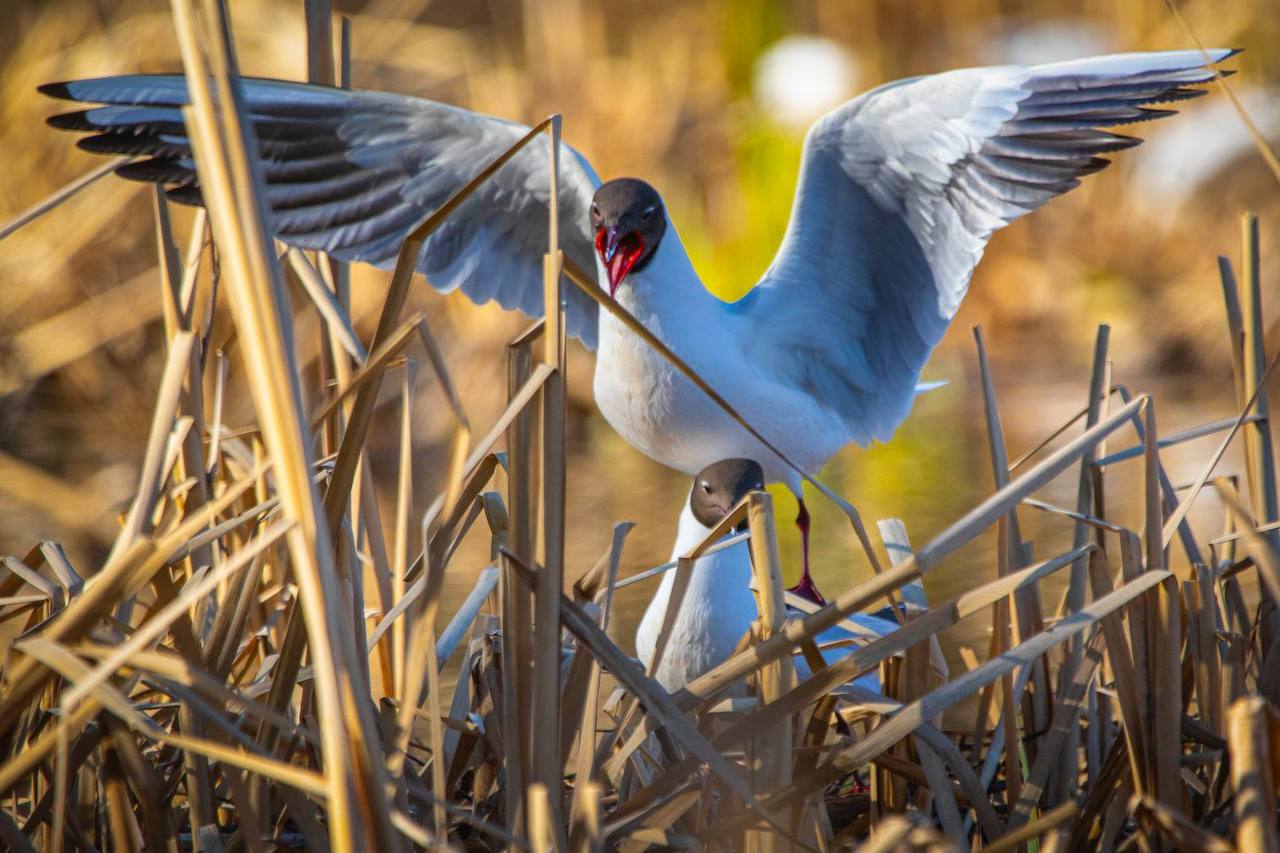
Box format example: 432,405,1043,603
41,75,604,347
749,49,1235,443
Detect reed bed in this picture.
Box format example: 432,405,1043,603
3,1,1280,851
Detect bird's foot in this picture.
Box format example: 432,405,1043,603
787,573,827,605
789,498,827,604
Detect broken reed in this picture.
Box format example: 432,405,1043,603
3,3,1280,852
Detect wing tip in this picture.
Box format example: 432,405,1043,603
115,158,191,185
46,109,93,131
1192,47,1241,69
75,134,123,155
165,186,205,207
38,81,75,101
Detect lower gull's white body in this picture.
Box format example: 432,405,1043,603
635,497,896,693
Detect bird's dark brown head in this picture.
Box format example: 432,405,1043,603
689,459,765,530
590,178,666,297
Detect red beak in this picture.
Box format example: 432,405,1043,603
595,226,645,297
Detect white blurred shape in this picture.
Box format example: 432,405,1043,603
1130,89,1280,208
990,19,1113,66
754,35,857,128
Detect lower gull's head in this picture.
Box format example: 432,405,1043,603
690,459,766,531
590,178,666,298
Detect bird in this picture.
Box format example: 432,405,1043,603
40,48,1236,603
635,458,898,694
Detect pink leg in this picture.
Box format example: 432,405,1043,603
787,498,826,605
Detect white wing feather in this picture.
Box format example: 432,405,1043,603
749,49,1235,444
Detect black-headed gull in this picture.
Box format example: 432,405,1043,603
42,48,1235,601
636,459,895,692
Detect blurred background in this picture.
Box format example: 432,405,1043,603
1,0,1278,656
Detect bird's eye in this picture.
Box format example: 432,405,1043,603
591,203,600,219
701,482,712,494
641,207,655,222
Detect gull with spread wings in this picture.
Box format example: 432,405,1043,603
42,47,1236,601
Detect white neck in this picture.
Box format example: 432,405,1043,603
665,498,754,590
671,496,720,560
634,494,758,689
591,214,760,483
602,217,726,337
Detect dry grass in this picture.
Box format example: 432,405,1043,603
3,1,1280,851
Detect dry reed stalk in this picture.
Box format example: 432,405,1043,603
533,119,568,830
1055,324,1111,807
169,0,388,846
983,802,1078,853
392,359,415,698
502,320,541,834
1142,400,1184,814
307,311,424,428
287,248,367,362
1006,632,1107,828
1132,794,1235,853
744,492,795,852
1239,212,1280,575
0,157,129,243
973,328,1041,811
1228,698,1280,852
0,459,262,747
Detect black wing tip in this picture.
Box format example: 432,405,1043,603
1090,107,1179,131
164,186,204,207
1200,47,1243,66
111,157,205,205
115,159,194,185
75,134,128,155
38,81,76,100
74,133,185,158
47,110,95,131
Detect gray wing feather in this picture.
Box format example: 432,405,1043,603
751,49,1235,445
43,76,603,347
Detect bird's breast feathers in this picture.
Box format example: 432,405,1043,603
594,302,841,482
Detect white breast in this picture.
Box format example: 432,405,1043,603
591,237,844,490
635,503,759,692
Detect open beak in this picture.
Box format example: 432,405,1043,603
595,226,645,298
